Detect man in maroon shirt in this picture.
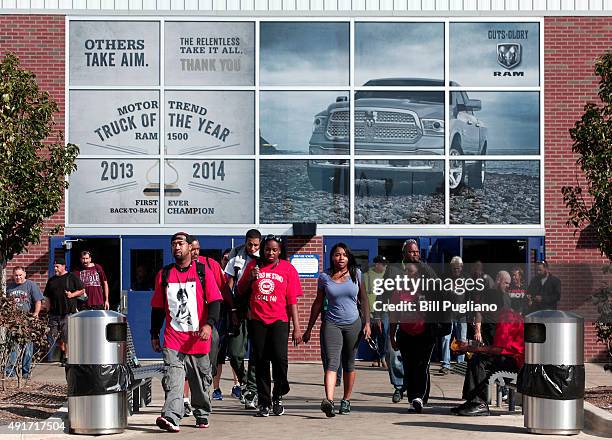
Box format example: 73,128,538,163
73,250,109,310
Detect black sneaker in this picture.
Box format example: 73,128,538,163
339,399,351,415
244,392,258,410
272,399,284,416
255,406,270,417
156,416,180,432
320,399,335,418
183,401,192,417
195,417,209,428
392,388,403,403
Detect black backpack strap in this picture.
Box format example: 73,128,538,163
161,263,174,307
195,261,208,305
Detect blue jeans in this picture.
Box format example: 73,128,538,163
441,319,467,368
383,314,404,390
5,342,33,377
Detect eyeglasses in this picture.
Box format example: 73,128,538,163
263,234,283,243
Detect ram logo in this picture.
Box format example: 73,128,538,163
497,43,522,69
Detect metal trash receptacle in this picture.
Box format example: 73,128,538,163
518,310,585,435
66,310,129,435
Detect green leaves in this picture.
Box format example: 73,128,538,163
0,53,79,285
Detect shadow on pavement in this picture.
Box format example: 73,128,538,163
395,421,526,434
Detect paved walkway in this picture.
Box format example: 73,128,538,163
8,362,612,439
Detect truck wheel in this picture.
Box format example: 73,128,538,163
449,146,465,192
467,161,485,189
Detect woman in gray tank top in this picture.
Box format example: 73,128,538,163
302,243,371,418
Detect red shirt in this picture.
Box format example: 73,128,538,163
493,308,525,368
197,256,226,292
391,289,426,336
74,264,107,306
151,262,223,354
238,259,302,325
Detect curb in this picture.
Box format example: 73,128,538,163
584,401,612,438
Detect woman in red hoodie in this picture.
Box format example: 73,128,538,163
237,235,302,417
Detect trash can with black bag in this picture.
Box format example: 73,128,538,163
66,310,130,435
518,310,585,435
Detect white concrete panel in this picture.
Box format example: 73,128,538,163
353,0,366,8
45,0,59,7
450,0,463,10
436,0,449,9
268,0,282,9
367,0,380,9
422,0,436,8
561,0,575,9
533,0,546,9
72,0,86,7
2,0,17,7
87,0,100,7
589,0,603,9
311,0,324,8
520,0,533,9
379,0,393,8
337,0,351,8
605,0,612,10
282,0,296,9
295,0,309,9
241,0,254,8
324,0,338,9
506,0,519,9
198,0,212,9
463,0,477,9
478,0,491,10
16,0,29,7
115,0,129,8
31,0,44,7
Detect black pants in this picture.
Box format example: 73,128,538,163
462,353,519,403
397,330,435,403
249,319,290,407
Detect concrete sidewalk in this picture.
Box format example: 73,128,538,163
13,362,612,439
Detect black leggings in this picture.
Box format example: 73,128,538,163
249,319,290,407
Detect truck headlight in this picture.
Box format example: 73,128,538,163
422,119,444,137
312,116,327,133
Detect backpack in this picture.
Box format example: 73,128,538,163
161,261,208,305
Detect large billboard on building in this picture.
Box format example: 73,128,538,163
67,19,542,228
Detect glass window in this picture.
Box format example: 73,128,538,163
165,90,254,155
259,22,349,86
164,159,254,224
69,21,160,86
69,90,160,156
69,159,160,224
450,160,540,224
449,91,539,155
450,22,540,87
353,90,445,155
355,22,444,86
130,249,163,291
259,159,349,224
355,160,444,224
164,21,255,86
260,91,350,155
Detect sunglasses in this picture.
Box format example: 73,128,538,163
263,234,283,243
365,336,382,356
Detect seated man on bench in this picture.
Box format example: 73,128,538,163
451,302,524,416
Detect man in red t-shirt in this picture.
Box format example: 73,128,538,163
73,250,109,310
150,232,223,432
451,307,524,416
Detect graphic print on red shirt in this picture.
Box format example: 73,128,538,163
238,259,302,325
151,262,223,354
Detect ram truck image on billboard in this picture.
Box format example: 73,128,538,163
307,79,488,193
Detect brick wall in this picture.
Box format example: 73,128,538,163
0,15,65,289
286,236,323,361
544,16,611,362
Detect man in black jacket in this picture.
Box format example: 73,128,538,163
526,261,561,312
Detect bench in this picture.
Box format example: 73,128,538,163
451,360,520,411
126,325,166,415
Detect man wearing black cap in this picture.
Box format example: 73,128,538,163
150,232,223,432
43,257,85,363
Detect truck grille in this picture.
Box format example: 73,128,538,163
326,109,421,143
